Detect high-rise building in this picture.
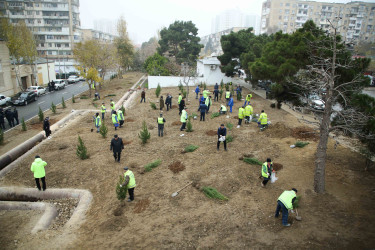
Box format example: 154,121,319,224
93,19,117,36
211,9,259,34
260,0,375,44
0,0,81,74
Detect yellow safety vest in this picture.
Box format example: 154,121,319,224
203,90,209,98
221,105,227,112
258,113,268,125
178,95,182,104
124,170,136,189
261,162,272,178
112,114,118,124
244,105,253,116
95,116,101,127
278,190,296,210
225,91,230,98
158,117,164,124
205,97,211,106
180,110,187,123
117,110,124,121
246,94,252,102
111,101,115,110
101,105,106,113
238,107,245,119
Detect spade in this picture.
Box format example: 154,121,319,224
171,182,193,197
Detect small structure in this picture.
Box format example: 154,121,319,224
196,57,232,85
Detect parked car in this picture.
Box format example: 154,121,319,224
78,76,86,81
0,95,11,106
54,79,66,90
11,91,38,106
309,94,325,110
67,75,79,84
26,86,46,96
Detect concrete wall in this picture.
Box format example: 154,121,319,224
148,76,202,89
37,62,56,86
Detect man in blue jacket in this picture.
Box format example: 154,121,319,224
227,96,234,113
195,85,200,99
198,102,207,121
217,124,227,151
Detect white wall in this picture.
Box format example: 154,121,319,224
148,76,202,89
201,64,232,85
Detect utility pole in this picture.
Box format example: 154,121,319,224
46,54,50,83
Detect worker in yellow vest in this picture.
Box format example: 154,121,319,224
244,93,252,106
30,155,47,191
180,106,188,131
94,112,101,133
117,109,124,128
205,95,212,113
110,99,115,114
261,158,273,187
203,89,210,99
258,110,268,130
112,111,119,130
120,167,137,202
275,188,298,227
244,104,253,123
157,113,166,137
225,90,231,105
178,93,182,105
219,104,227,114
237,106,245,128
101,103,106,120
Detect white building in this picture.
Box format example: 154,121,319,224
196,57,232,85
211,9,259,34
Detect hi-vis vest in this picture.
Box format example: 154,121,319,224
226,91,231,98
246,94,252,101
205,97,211,106
112,114,118,124
101,105,106,113
124,170,136,189
158,117,164,124
178,95,182,104
278,190,296,210
221,105,227,112
111,101,115,110
259,113,268,125
262,162,272,178
203,90,209,98
95,116,101,127
244,105,253,116
180,110,188,122
238,107,245,119
92,83,95,89
117,110,124,121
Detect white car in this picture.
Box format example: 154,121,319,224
26,86,46,96
54,79,66,90
309,95,325,110
0,94,11,106
67,75,79,84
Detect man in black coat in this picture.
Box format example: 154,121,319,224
0,109,5,130
165,93,172,111
179,97,185,115
12,107,19,125
5,108,14,127
198,102,207,121
217,123,227,151
43,117,51,137
110,134,124,162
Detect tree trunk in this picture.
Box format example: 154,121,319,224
89,81,92,98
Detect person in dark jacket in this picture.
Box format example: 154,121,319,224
140,89,146,103
214,83,219,91
198,102,207,121
43,117,51,137
5,108,14,127
159,96,164,111
195,85,200,99
0,109,5,130
214,88,219,102
165,93,172,111
110,134,124,162
217,124,227,151
179,97,185,115
12,107,19,125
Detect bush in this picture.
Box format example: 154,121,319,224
99,122,108,138
138,121,151,145
178,82,184,92
50,102,56,114
184,145,199,152
72,94,76,103
150,102,157,110
76,135,89,160
0,128,3,145
295,141,309,148
80,96,89,99
202,187,228,201
219,89,223,100
277,102,282,109
62,97,66,108
144,159,162,172
226,135,233,143
243,157,262,165
155,83,161,97
120,106,125,116
186,118,193,132
203,82,207,90
116,175,128,201
293,195,301,209
182,89,187,98
21,118,27,131
226,123,233,130
210,112,220,119
38,106,44,122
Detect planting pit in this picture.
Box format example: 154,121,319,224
205,130,217,136
168,161,186,173
125,118,135,122
172,121,181,126
133,199,150,213
272,163,283,171
264,122,291,138
292,127,319,141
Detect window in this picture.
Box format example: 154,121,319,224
286,3,290,7
9,2,23,7
55,43,61,47
26,2,33,7
36,11,40,15
279,15,282,20
48,51,52,55
285,9,290,14
284,16,289,21
27,11,33,15
280,3,283,7
48,43,52,47
41,43,44,47
64,43,69,48
47,35,53,39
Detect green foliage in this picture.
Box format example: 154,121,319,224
158,20,203,64
219,89,223,99
115,16,134,70
186,118,193,132
138,121,151,145
21,117,27,131
80,96,89,99
210,112,220,118
295,141,309,148
99,122,108,138
155,83,161,97
226,135,233,143
202,82,207,90
293,195,302,209
178,82,184,92
243,157,262,165
61,97,66,108
144,159,162,172
76,135,89,160
144,52,170,76
150,102,157,110
226,123,233,130
107,94,116,97
50,102,56,114
120,106,125,116
202,187,229,201
191,112,198,118
184,144,199,152
116,175,128,201
72,94,76,103
92,103,98,108
0,128,3,145
182,89,187,98
38,106,44,122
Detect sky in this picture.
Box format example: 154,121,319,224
79,0,375,45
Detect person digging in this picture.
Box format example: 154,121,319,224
275,188,298,227
120,167,136,202
261,158,273,187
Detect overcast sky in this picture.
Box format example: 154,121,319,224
79,0,375,45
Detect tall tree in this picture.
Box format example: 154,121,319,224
158,20,203,64
76,66,101,97
115,16,134,77
143,53,170,76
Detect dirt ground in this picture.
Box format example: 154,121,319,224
0,83,375,249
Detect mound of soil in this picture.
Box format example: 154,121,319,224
125,118,135,122
172,121,181,126
133,199,150,214
264,122,291,138
172,105,178,109
292,127,319,141
206,130,217,136
273,163,283,171
168,161,185,173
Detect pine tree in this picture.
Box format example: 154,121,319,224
186,117,193,132
120,106,125,116
116,175,128,201
50,102,56,114
21,117,27,131
76,135,89,159
62,97,66,108
72,94,76,103
138,121,151,145
155,83,161,97
38,106,44,122
99,122,108,138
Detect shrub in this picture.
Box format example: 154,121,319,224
184,145,199,152
72,94,76,103
50,102,56,114
116,175,128,201
92,102,98,108
277,102,282,109
62,97,66,108
186,118,193,132
210,112,220,118
76,135,89,160
99,122,108,138
226,135,233,143
203,82,207,90
243,157,262,165
155,83,161,97
150,102,157,110
80,96,89,99
21,118,27,131
226,123,233,130
219,89,223,99
0,128,3,144
178,82,184,92
38,106,44,122
202,187,228,201
295,141,309,148
138,121,151,145
144,159,162,172
182,89,187,98
120,106,125,116
293,195,302,209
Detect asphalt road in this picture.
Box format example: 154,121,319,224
3,81,89,132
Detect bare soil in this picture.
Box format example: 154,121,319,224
168,161,186,173
0,85,374,249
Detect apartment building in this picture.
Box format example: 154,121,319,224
81,29,116,43
212,9,259,34
0,0,81,74
260,0,375,43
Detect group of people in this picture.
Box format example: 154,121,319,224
96,99,125,132
0,107,19,129
47,81,56,92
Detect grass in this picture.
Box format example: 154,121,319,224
243,157,262,165
80,96,89,99
184,145,199,152
107,94,116,97
226,135,233,143
295,141,310,148
226,123,233,130
210,112,220,119
202,187,229,201
150,102,157,110
144,159,162,172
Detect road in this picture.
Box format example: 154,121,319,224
4,81,89,132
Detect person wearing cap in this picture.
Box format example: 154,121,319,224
237,105,245,128
180,106,188,131
217,124,227,151
117,109,125,128
43,117,51,138
258,110,268,130
112,111,119,130
275,188,298,227
101,103,106,120
157,113,166,137
261,158,273,187
30,155,47,191
140,88,146,103
110,99,115,114
110,134,124,162
120,167,136,202
94,112,101,133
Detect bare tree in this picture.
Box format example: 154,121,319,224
180,62,198,101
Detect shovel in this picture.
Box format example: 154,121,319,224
295,208,302,221
171,182,193,197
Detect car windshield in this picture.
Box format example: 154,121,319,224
20,93,28,98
